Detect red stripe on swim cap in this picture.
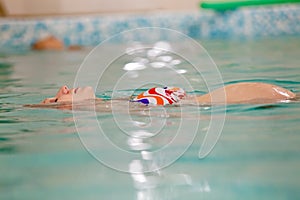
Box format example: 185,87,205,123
148,87,174,104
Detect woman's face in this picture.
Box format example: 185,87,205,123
42,85,96,104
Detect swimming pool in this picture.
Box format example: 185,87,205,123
1,34,300,199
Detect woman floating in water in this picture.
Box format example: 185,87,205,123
40,82,296,106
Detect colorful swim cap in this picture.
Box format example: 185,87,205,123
132,87,186,105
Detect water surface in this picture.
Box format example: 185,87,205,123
1,37,300,199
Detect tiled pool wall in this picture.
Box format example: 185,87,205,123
0,4,300,49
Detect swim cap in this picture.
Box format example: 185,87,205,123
132,87,186,105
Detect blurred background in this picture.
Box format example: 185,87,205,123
0,0,200,16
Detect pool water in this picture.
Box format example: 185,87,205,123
1,36,300,199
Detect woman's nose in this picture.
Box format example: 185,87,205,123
61,85,69,94
56,85,69,96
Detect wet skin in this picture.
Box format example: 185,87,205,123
41,82,296,105
195,82,296,104
41,85,97,104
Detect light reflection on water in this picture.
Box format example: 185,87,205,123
0,37,300,199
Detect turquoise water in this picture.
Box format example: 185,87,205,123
1,37,300,199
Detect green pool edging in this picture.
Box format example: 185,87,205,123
200,0,300,10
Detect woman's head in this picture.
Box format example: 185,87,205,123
42,85,96,104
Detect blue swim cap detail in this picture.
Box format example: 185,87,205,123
138,99,150,105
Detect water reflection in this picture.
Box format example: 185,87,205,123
127,137,152,151
123,62,147,71
123,41,183,76
129,155,211,199
124,106,198,199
